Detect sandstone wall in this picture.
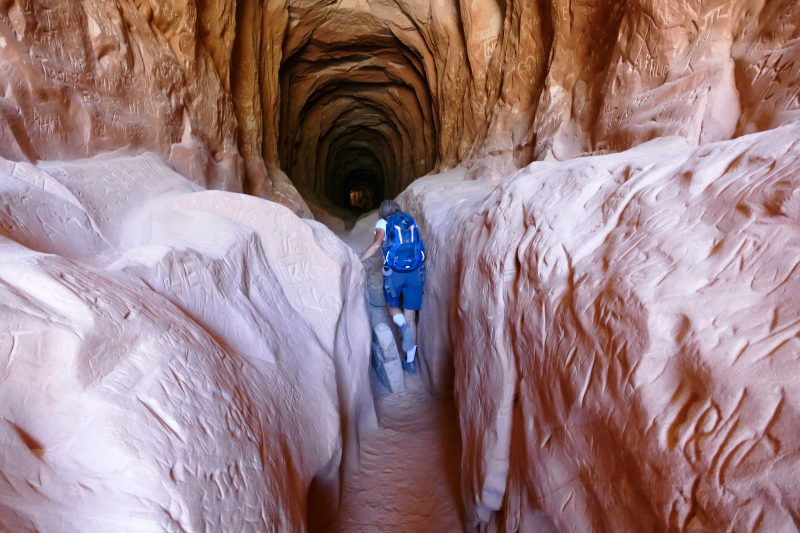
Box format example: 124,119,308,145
1,0,797,219
0,0,799,530
467,0,800,166
0,153,376,531
404,124,800,531
267,0,800,183
0,1,239,180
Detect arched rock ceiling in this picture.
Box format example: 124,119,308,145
230,0,800,221
275,19,440,216
0,0,797,220
232,0,485,219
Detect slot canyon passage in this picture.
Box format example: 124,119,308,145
1,0,800,531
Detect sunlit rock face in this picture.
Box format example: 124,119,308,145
526,0,800,162
0,153,375,531
405,125,800,531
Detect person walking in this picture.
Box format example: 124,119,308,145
360,200,426,363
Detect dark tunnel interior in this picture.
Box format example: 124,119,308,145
277,30,438,224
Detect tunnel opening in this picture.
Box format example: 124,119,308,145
342,167,382,214
348,184,374,210
327,143,385,217
277,28,438,228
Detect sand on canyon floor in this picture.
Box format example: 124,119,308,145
324,390,465,533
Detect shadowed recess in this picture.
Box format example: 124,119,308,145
278,29,437,225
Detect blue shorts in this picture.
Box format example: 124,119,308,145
382,266,424,310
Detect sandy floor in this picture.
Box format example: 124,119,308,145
324,391,465,532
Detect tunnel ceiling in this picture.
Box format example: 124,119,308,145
278,22,438,218
5,0,796,225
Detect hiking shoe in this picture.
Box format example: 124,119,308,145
400,323,415,352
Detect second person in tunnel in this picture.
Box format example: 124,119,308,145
360,200,426,363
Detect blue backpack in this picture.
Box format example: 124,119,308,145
382,212,425,272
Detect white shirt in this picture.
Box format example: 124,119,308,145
375,218,387,237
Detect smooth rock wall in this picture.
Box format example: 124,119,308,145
404,125,800,531
0,153,376,531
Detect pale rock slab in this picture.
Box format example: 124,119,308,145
372,323,406,394
403,125,800,531
0,152,376,532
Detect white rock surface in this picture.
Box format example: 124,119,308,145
403,125,800,531
0,152,375,532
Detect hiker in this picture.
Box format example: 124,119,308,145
360,200,426,364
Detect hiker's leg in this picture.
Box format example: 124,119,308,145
383,270,402,317
403,308,416,345
389,303,415,356
398,268,423,361
386,272,406,325
387,304,403,320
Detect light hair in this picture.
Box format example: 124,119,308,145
379,199,401,219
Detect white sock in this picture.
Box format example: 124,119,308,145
406,345,417,363
392,314,407,327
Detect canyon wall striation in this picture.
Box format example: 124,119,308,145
0,0,799,531
3,0,797,221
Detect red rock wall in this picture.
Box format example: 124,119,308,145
1,0,800,530
3,0,797,219
254,0,799,214
0,1,240,182
468,0,800,165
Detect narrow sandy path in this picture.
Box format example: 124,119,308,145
331,213,465,531
324,391,465,532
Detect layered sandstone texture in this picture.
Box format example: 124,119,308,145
0,153,375,532
0,0,314,216
2,0,798,225
405,124,800,531
1,0,800,531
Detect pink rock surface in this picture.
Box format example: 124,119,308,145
0,0,315,216
0,1,236,167
0,153,375,531
404,125,800,530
